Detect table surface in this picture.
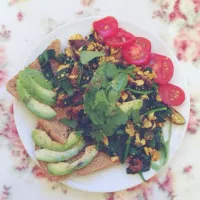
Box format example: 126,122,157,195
0,0,200,199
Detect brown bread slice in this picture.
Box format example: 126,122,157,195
37,148,117,182
37,119,70,144
6,39,61,99
35,123,118,182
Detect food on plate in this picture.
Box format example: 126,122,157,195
93,16,118,38
147,53,174,84
122,37,151,65
16,79,56,120
32,129,82,151
35,139,86,162
105,28,136,47
47,145,98,176
6,16,186,181
158,83,185,106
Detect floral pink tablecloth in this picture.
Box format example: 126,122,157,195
0,0,200,199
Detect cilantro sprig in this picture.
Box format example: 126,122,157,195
84,62,134,141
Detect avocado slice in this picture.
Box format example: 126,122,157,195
35,139,85,162
16,79,56,119
19,70,56,106
47,145,98,176
32,129,82,152
25,68,53,90
119,99,143,116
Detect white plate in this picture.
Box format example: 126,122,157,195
13,16,190,193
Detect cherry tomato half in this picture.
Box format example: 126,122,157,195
158,83,185,106
122,37,151,65
93,16,118,38
105,28,136,47
147,53,174,84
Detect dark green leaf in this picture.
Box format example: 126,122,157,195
74,130,83,137
38,50,55,81
59,118,78,129
123,135,131,163
90,130,104,142
149,138,155,148
77,64,83,85
129,147,137,155
61,81,74,96
124,65,135,73
138,172,146,182
80,51,105,64
38,49,55,66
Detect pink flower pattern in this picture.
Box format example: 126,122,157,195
0,25,11,41
0,186,11,200
81,0,94,6
183,165,193,173
0,103,29,171
187,98,200,134
0,0,200,199
17,12,24,21
152,0,200,64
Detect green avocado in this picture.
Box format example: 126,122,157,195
25,68,53,90
47,145,98,176
18,70,56,106
16,79,56,119
32,129,82,152
35,139,85,162
119,99,143,116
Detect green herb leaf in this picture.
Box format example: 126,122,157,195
75,130,83,137
132,109,141,124
80,51,105,64
123,135,131,163
90,130,104,142
84,62,130,138
59,118,77,129
138,172,146,182
38,50,55,81
61,81,74,96
126,88,153,95
105,63,119,78
77,64,83,85
124,65,135,73
38,49,55,66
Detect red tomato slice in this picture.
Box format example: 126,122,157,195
158,83,185,106
122,37,151,65
104,28,136,47
147,53,174,84
93,16,118,38
136,37,151,53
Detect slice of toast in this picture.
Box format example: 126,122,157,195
36,121,118,181
6,39,118,181
6,39,61,99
